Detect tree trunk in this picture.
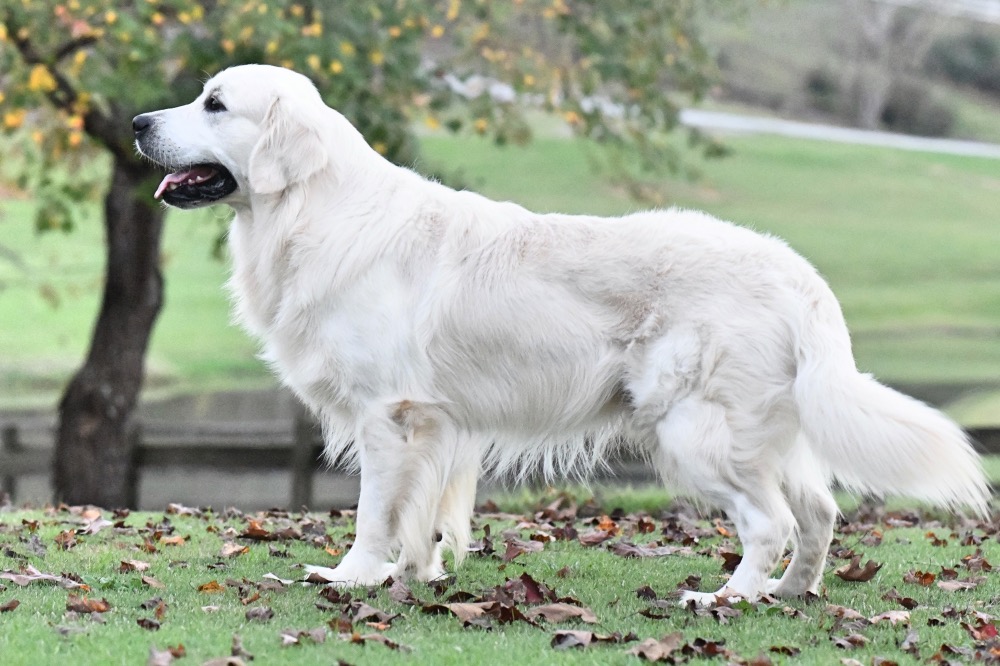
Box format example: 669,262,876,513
53,155,164,508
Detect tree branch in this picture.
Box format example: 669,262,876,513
4,11,131,161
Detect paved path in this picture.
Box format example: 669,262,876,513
680,109,1000,159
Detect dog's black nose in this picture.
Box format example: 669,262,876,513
132,113,152,135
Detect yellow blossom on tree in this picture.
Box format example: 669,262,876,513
424,115,441,130
473,117,488,134
370,50,384,66
105,10,117,25
265,40,278,55
68,131,83,147
372,141,388,154
306,54,321,71
302,23,322,37
447,0,461,21
329,59,343,74
430,24,444,38
221,38,235,54
28,64,57,93
388,25,402,38
151,12,164,26
4,109,26,129
340,41,356,56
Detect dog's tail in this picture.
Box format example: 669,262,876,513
792,282,989,515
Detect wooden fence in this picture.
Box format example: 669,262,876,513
3,412,1000,508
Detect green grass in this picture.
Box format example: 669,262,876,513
2,132,1000,420
1,499,998,665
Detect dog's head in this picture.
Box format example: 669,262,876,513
133,64,330,208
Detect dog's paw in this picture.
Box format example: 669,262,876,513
303,562,397,588
679,588,748,607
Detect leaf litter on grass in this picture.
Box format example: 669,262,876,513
0,498,998,663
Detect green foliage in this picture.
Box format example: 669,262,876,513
925,30,1000,96
0,0,723,231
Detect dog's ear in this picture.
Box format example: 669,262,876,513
248,97,329,194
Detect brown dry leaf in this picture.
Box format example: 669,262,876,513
628,632,685,661
834,556,882,582
146,646,175,666
902,569,935,586
66,594,111,614
577,529,616,547
220,543,250,559
502,538,544,562
198,580,224,594
881,588,919,610
137,617,161,631
142,576,166,590
937,577,985,592
348,632,412,652
1,565,86,589
551,629,635,650
0,599,20,613
245,606,274,622
831,634,868,649
280,627,327,646
240,519,273,541
120,560,151,574
388,579,417,605
525,603,598,624
159,535,185,547
608,541,682,558
869,610,910,626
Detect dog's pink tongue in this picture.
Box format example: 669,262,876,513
153,166,217,199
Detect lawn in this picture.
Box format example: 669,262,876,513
0,493,997,665
1,131,999,421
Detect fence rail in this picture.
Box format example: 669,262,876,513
3,415,1000,507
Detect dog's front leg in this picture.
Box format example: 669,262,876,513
308,401,457,587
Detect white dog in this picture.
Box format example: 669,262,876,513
134,65,988,605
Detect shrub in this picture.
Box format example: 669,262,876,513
925,31,1000,96
880,78,955,137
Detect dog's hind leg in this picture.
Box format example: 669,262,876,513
307,400,458,587
766,440,837,597
652,397,796,605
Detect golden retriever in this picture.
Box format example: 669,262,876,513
134,64,988,604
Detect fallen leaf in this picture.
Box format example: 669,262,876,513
142,576,165,590
0,599,19,613
628,632,685,661
551,629,635,650
525,603,598,624
120,560,151,574
903,569,935,586
220,543,249,559
834,556,882,582
938,577,985,592
137,617,161,631
577,529,615,547
388,579,417,605
719,550,743,572
899,629,919,656
245,606,274,622
159,535,185,547
881,588,919,609
1,565,86,589
66,594,111,614
280,627,327,646
608,540,682,558
198,580,224,593
347,632,412,652
831,634,868,649
964,620,999,641
146,646,175,666
201,659,246,666
502,538,544,562
231,634,253,661
870,610,910,626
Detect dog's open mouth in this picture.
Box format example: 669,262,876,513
154,164,237,208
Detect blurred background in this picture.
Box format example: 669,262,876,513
1,0,998,510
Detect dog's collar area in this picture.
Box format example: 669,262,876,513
155,163,237,208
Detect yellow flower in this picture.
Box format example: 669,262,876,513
430,24,444,38
306,54,321,71
290,4,304,17
178,11,191,24
105,10,118,25
0,92,4,104
388,26,402,38
340,41,355,56
151,12,164,26
522,73,535,87
329,60,343,74
447,0,460,21
372,141,387,155
67,114,84,130
563,110,581,126
28,65,57,93
68,131,83,148
31,130,44,144
370,50,384,66
4,109,26,130
301,22,322,37
0,24,7,42
473,117,488,134
73,50,87,66
221,38,235,54
265,40,278,55
424,116,441,131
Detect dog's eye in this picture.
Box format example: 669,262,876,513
205,96,226,113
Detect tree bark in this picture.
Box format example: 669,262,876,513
53,155,164,508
